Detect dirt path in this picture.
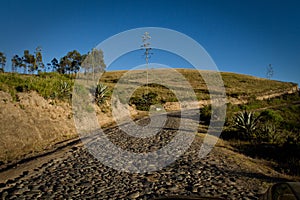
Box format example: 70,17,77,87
0,112,294,199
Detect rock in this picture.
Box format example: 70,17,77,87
229,177,236,182
1,191,8,198
146,174,159,183
192,187,198,193
128,191,140,199
168,185,179,192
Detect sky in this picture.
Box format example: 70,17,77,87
1,0,300,85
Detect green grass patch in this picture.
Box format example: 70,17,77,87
0,72,73,101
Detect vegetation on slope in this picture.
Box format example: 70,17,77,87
0,69,296,105
0,70,299,177
222,93,300,176
99,69,297,104
0,72,73,102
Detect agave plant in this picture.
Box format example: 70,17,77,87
57,80,72,100
256,122,275,142
95,83,108,106
234,110,261,139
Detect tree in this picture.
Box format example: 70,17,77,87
46,63,51,72
48,58,59,72
58,56,68,74
59,50,82,75
0,52,6,72
22,50,29,73
28,53,37,73
22,49,43,74
35,46,44,72
67,50,82,74
22,50,37,74
81,48,106,80
11,55,22,72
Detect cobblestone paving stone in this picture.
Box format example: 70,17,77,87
0,114,282,199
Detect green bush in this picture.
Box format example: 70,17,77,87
260,109,283,124
255,110,283,143
0,72,74,101
220,127,241,140
130,92,158,111
200,105,211,125
258,122,281,143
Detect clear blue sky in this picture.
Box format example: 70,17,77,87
1,0,299,85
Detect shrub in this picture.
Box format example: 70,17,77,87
284,130,300,145
220,126,240,140
258,122,280,143
260,109,283,124
15,85,29,92
130,92,158,111
200,105,211,125
256,110,284,143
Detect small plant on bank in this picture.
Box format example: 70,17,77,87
95,83,109,106
56,80,72,100
233,110,261,140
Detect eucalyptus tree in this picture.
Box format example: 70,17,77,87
11,55,22,72
81,48,106,80
59,50,82,75
48,58,59,72
28,53,37,73
0,52,6,72
35,46,44,72
22,50,37,74
66,50,82,74
58,56,68,74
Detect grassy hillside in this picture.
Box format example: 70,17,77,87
0,70,297,104
100,69,297,103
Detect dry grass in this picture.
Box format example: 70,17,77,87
99,69,297,103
